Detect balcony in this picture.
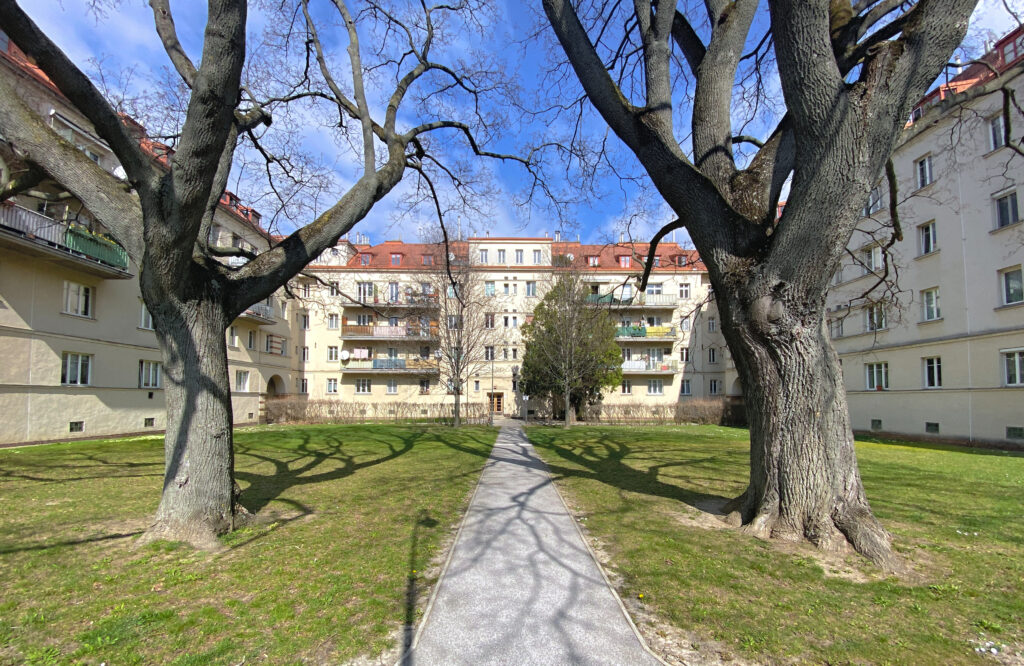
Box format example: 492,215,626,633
341,324,439,340
587,293,678,308
621,359,679,373
0,202,131,278
615,325,677,340
343,358,440,373
367,293,440,309
237,302,276,325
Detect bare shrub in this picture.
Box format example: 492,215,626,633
265,397,490,425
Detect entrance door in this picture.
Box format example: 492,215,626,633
488,392,503,413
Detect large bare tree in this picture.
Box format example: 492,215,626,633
0,0,527,547
540,0,977,568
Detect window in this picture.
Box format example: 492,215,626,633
302,346,309,362
588,255,599,267
300,313,310,330
235,370,250,392
679,283,690,299
328,346,339,362
474,380,480,391
647,379,663,395
498,249,506,263
831,268,844,286
422,254,434,265
357,282,373,301
923,357,942,388
387,379,398,394
504,315,509,328
709,379,720,395
860,245,884,274
144,418,156,428
708,347,717,363
619,255,631,268
915,155,933,188
485,281,495,297
228,326,238,347
680,348,690,362
504,283,510,295
996,192,1020,228
526,281,537,297
485,313,495,329
299,378,308,394
681,379,691,395
329,281,340,296
921,288,941,321
448,315,463,330
419,379,431,394
326,378,338,394
1004,349,1024,386
515,249,523,264
621,379,632,394
69,421,84,433
485,346,495,361
356,378,371,394
863,186,883,216
61,352,91,386
1007,426,1024,440
919,222,937,255
871,418,883,431
62,281,92,317
360,253,371,266
622,284,633,300
533,249,542,264
708,317,716,332
139,360,162,389
680,317,690,332
512,316,518,328
503,347,509,360
1001,267,1023,305
247,330,256,349
829,318,844,338
302,282,311,298
387,282,399,303
328,313,340,329
646,283,662,295
865,302,887,331
512,348,518,359
480,249,489,264
140,304,154,330
391,253,402,266
990,114,1007,150
865,362,888,390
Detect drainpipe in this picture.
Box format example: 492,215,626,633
956,163,974,442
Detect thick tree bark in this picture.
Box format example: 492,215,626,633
138,286,243,550
719,289,898,570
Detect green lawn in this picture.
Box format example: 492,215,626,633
527,425,1024,664
0,424,496,665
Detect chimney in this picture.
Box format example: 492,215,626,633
555,230,561,241
619,232,624,243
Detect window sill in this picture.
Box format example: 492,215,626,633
995,301,1024,311
914,249,940,261
918,317,943,326
138,326,155,333
61,312,96,322
991,220,1023,234
913,182,935,195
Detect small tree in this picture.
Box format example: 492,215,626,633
521,272,622,426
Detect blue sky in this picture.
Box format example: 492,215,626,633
22,1,1024,247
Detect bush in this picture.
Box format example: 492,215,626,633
265,398,490,425
580,399,730,426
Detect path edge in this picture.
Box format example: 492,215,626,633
393,430,494,666
524,425,672,666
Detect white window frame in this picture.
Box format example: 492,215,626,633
61,352,92,386
679,283,690,298
247,330,256,349
1001,266,1023,305
326,378,338,394
680,348,690,362
915,155,933,189
387,379,398,395
356,378,371,394
708,317,716,332
996,191,1020,229
709,379,720,395
863,185,883,216
646,283,663,295
526,281,537,297
990,114,1007,151
485,346,495,361
681,379,691,396
923,356,942,389
479,249,489,264
588,255,599,267
865,362,888,390
228,326,238,348
919,221,937,255
622,379,632,394
328,313,340,329
861,245,884,274
708,347,717,363
140,304,154,330
62,281,93,317
1003,349,1024,386
647,379,664,395
329,281,340,296
302,346,309,362
619,255,631,268
515,249,524,264
328,346,339,362
139,360,162,389
235,370,250,392
299,378,308,394
498,249,506,263
300,313,310,330
865,303,887,331
533,249,543,264
921,288,941,321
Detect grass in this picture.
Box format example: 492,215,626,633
0,423,497,665
526,424,1024,664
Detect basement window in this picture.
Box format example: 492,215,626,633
870,419,883,431
144,418,156,428
69,421,84,433
1007,426,1024,440
925,422,940,434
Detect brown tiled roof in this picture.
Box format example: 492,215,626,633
551,241,704,272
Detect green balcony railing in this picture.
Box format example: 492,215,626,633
64,225,129,270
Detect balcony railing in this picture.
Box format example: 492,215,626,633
587,293,678,307
369,293,440,307
247,303,275,319
341,324,439,339
621,359,679,372
615,325,677,338
345,358,440,371
0,203,129,270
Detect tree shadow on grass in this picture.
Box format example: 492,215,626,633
0,530,145,555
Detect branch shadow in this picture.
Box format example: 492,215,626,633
0,530,144,555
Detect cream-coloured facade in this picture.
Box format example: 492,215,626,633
817,29,1024,445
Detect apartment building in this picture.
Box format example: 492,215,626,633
818,28,1024,445
0,35,297,444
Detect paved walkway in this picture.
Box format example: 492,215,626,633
406,421,660,665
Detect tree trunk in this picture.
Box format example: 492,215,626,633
563,379,572,428
139,294,243,550
721,296,899,570
453,388,461,428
